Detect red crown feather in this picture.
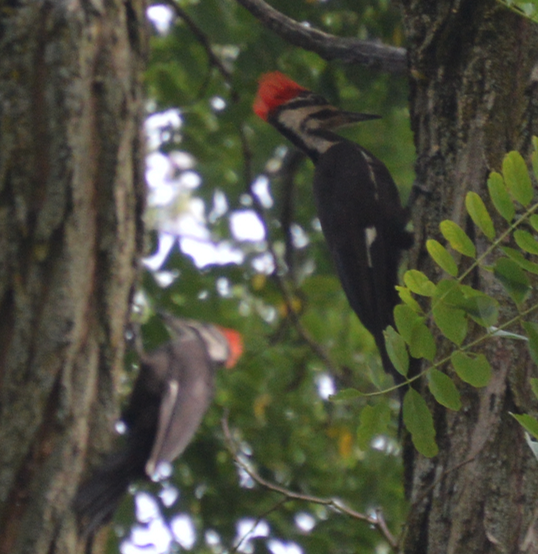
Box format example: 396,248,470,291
216,327,243,368
253,71,307,121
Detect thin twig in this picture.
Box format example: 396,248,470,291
222,413,398,550
229,497,287,553
160,0,233,83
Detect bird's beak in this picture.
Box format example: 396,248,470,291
320,110,381,130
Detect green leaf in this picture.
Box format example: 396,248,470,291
451,351,492,387
511,413,538,441
494,257,531,304
533,136,538,179
394,304,422,344
384,326,409,376
531,378,538,401
522,322,538,366
396,286,423,313
487,171,515,222
514,230,538,255
330,388,362,401
439,220,476,258
428,369,462,410
426,239,458,276
434,279,465,304
501,246,538,275
465,192,495,239
409,321,437,361
402,388,438,458
503,150,533,206
356,403,391,450
530,215,538,232
456,285,499,327
403,270,436,296
432,302,468,346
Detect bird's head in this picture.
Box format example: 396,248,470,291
253,71,380,131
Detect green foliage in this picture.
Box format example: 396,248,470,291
134,0,538,550
511,413,538,440
128,1,413,553
402,388,438,457
426,239,458,276
384,325,409,376
488,171,515,222
389,143,538,459
450,352,492,388
356,402,391,450
465,192,495,239
428,369,461,411
503,151,534,206
439,220,476,257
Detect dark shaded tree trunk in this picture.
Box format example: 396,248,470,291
400,1,538,552
0,2,147,553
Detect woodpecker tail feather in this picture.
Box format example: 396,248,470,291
74,446,146,536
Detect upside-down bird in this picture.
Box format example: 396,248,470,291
74,315,243,534
254,71,413,381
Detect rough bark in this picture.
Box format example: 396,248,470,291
400,1,538,553
0,1,147,553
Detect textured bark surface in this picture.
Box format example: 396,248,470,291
0,1,147,553
400,1,538,553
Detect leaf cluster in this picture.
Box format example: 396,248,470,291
377,146,538,457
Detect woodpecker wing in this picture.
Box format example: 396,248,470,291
143,324,223,477
313,141,411,375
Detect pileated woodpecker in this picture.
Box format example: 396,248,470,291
75,315,242,534
254,72,413,382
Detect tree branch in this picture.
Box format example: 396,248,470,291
234,0,407,74
222,413,399,550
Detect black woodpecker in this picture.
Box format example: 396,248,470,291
74,315,243,534
254,71,413,382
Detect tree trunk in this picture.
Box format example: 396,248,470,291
0,2,147,553
400,1,538,552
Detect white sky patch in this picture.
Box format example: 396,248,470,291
251,252,274,274
216,277,231,297
235,518,270,553
145,109,183,151
146,152,169,188
295,512,316,533
290,224,309,248
240,193,253,207
152,270,177,287
171,514,197,549
121,519,173,554
180,237,244,267
178,170,201,190
316,374,335,400
205,530,221,546
159,484,179,507
268,540,303,554
372,436,389,451
252,176,273,208
135,492,160,523
230,210,265,241
169,150,195,170
209,190,229,222
211,96,227,111
144,233,176,271
147,5,175,34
